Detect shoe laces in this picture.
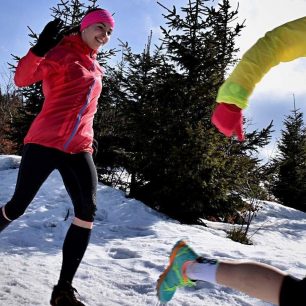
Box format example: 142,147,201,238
67,286,81,301
56,284,81,303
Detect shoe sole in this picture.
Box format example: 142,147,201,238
156,240,188,302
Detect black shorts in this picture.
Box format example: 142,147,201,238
280,275,306,306
5,144,97,222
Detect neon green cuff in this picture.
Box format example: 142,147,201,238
216,81,249,109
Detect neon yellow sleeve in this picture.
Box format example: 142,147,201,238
216,16,306,109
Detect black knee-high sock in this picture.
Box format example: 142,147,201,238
0,207,11,233
58,223,91,285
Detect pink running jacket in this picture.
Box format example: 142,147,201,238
14,34,104,154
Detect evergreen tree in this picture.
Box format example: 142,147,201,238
95,0,272,223
131,0,272,223
93,54,129,175
0,88,21,154
270,101,306,211
95,33,172,189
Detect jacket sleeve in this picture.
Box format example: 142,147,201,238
14,49,45,87
216,16,306,109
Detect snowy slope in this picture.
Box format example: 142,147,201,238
0,155,305,306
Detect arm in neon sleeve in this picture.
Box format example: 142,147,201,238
217,16,306,109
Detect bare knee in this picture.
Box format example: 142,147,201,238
72,217,93,229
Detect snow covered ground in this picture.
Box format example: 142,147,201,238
0,154,306,306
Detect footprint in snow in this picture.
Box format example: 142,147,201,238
108,247,141,259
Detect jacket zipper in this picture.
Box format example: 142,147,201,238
63,79,96,151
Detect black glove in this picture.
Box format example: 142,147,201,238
31,18,63,57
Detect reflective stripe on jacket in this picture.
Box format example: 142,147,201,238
14,34,103,154
216,16,306,109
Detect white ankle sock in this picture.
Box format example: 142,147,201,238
186,259,219,284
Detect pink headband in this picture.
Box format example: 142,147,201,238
80,9,115,32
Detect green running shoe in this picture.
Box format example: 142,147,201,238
157,240,199,303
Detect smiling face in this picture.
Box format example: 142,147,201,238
81,22,113,50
